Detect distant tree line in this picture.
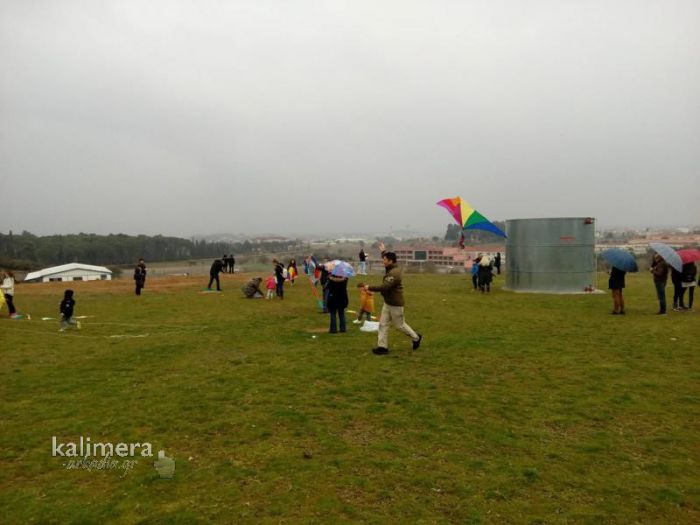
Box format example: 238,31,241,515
0,231,302,270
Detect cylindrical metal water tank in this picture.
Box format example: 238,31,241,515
505,217,596,293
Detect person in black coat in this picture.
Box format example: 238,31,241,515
327,274,349,333
59,289,80,331
208,258,224,291
681,262,697,311
319,259,331,312
134,258,147,295
608,266,626,314
671,267,685,311
272,259,285,299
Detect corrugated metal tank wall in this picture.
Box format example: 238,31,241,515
505,218,596,293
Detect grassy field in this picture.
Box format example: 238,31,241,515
0,271,698,524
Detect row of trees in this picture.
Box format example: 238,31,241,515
0,231,301,270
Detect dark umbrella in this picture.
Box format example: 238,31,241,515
649,243,683,272
601,248,638,272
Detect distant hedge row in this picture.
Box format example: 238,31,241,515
0,231,299,269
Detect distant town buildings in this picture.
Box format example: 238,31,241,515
391,245,504,268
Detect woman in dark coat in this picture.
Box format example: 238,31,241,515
681,262,697,311
608,266,626,314
327,275,349,333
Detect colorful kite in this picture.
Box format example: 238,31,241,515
436,197,506,238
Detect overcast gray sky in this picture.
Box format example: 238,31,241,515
1,0,698,237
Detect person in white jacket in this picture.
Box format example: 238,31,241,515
1,270,18,318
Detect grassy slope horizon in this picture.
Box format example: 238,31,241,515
0,271,698,524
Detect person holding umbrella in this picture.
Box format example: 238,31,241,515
681,261,697,311
608,266,626,315
677,249,700,312
650,254,669,315
602,248,638,315
671,266,685,311
326,261,353,333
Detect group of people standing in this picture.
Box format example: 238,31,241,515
470,252,501,293
222,255,235,274
239,244,422,355
649,256,697,314
206,254,236,291
608,255,697,315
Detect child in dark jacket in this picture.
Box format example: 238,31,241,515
59,290,81,332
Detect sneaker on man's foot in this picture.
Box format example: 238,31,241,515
372,347,389,355
412,333,423,350
353,320,362,324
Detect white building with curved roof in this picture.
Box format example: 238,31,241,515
23,263,112,283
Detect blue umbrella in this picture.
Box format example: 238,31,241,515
601,248,638,272
327,260,356,278
649,242,683,272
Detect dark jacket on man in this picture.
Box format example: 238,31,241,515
652,259,669,283
134,263,147,284
369,261,405,307
60,293,75,319
210,259,224,276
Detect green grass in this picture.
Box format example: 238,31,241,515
0,272,698,524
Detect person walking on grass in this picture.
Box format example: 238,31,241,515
651,254,668,315
208,257,224,291
353,282,374,323
1,270,18,318
608,266,626,315
134,258,147,296
59,289,81,332
478,254,493,293
471,256,481,291
364,242,422,355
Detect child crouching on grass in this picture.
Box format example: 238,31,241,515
59,290,81,332
353,282,375,324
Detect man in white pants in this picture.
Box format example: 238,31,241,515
365,242,422,355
